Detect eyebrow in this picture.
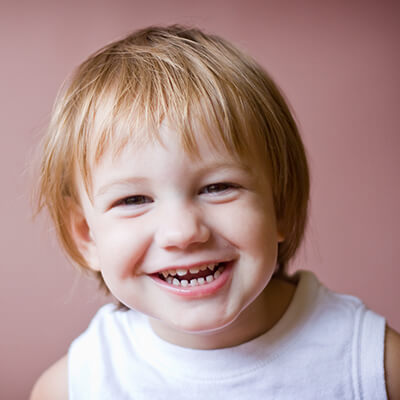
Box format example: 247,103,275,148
95,177,149,197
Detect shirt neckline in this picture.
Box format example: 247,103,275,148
128,270,320,380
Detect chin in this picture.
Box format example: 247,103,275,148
170,308,241,336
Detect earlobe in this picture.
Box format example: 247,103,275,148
276,225,285,243
276,219,285,243
68,201,100,271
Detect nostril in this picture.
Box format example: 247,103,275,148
155,221,210,249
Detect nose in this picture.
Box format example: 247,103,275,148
154,203,210,250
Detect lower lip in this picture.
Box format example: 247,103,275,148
150,262,233,299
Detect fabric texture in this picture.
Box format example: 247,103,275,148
68,270,387,399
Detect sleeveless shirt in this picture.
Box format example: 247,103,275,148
68,270,387,399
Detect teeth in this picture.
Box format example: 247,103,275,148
164,265,225,287
207,264,217,271
161,263,226,287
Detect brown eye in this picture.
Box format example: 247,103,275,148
115,195,153,206
200,183,238,195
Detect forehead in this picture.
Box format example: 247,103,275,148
94,119,251,173
88,114,265,171
79,118,269,198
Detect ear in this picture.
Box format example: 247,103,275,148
68,201,100,272
276,219,285,243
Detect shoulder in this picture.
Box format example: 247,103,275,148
30,355,68,400
385,325,400,400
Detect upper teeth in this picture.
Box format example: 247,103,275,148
164,266,225,287
163,263,217,277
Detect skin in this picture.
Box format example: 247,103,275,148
385,327,400,399
73,122,287,347
30,355,68,400
30,123,400,398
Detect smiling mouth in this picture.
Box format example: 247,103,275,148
156,263,226,287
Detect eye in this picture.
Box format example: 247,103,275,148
199,182,239,195
113,195,153,207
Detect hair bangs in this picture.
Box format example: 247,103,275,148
76,44,259,194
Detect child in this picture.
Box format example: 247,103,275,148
32,25,399,399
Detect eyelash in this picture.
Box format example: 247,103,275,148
199,182,239,195
112,182,240,208
114,195,153,207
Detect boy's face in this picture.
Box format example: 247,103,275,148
75,122,284,347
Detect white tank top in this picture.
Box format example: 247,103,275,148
68,271,387,399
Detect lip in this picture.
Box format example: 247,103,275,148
150,261,234,299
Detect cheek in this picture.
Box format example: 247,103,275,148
94,220,150,278
210,202,279,250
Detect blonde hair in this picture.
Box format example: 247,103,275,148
37,25,309,286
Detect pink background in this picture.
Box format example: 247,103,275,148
1,1,399,398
